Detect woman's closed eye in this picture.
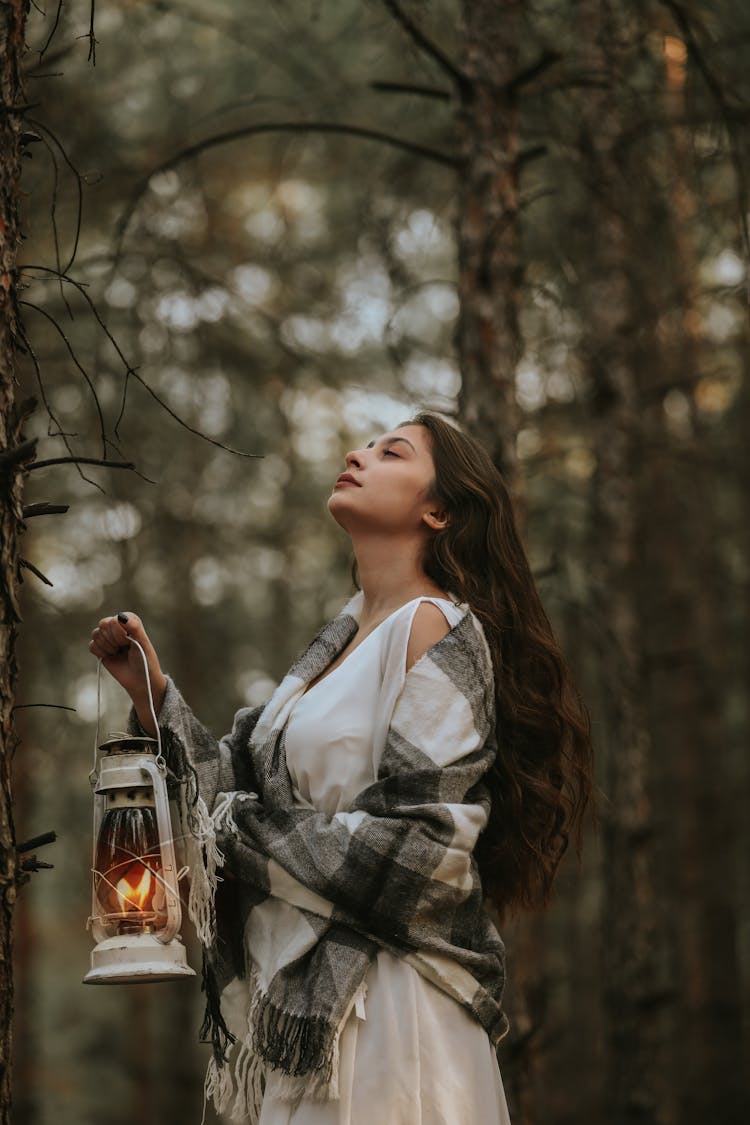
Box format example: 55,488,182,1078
384,449,399,457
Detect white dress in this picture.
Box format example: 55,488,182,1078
257,595,513,1125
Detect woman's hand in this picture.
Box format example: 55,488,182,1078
88,612,167,723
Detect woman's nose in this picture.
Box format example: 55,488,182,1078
345,449,363,469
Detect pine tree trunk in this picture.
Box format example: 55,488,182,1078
456,0,524,505
643,32,748,1124
575,4,665,1122
0,3,31,1121
455,4,535,1122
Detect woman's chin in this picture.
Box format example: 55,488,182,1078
326,493,349,525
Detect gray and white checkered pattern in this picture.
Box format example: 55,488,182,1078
129,597,510,1115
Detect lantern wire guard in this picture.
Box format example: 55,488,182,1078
84,639,197,984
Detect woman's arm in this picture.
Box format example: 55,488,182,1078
127,674,264,813
86,611,264,810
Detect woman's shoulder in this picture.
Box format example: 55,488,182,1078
405,600,454,672
379,594,488,683
386,602,496,758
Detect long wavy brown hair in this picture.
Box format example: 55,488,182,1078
351,411,596,921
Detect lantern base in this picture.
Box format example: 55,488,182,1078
83,932,196,984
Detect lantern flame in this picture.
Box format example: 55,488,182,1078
115,864,153,913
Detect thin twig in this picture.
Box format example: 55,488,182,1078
27,117,84,278
17,831,57,852
0,101,39,115
0,439,37,469
129,368,264,458
13,324,102,489
369,80,451,100
22,264,263,460
504,49,563,96
38,0,64,62
19,299,108,457
25,124,68,313
19,857,55,874
112,120,459,261
380,0,471,94
12,702,75,711
29,456,134,470
518,144,548,168
19,558,54,586
86,0,98,65
22,501,70,517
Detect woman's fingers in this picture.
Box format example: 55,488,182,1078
90,622,124,656
88,613,163,706
89,634,119,660
115,613,152,651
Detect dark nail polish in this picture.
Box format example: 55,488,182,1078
117,612,128,624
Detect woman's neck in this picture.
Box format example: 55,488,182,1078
352,535,449,628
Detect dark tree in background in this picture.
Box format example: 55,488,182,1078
0,3,32,1121
456,0,525,495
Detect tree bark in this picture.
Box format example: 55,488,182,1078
0,2,32,1121
642,27,747,1124
574,4,665,1122
455,4,533,1122
456,0,525,510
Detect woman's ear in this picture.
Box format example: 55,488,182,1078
422,508,449,531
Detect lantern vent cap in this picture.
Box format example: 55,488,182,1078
98,734,159,754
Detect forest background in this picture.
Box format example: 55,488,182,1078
3,1,749,1124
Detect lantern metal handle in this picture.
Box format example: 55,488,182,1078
92,635,164,785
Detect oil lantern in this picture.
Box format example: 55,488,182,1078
84,733,196,984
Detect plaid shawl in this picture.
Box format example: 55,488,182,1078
128,593,510,1119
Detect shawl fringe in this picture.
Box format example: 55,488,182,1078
251,993,337,1083
202,962,345,1120
200,954,236,1066
160,724,224,949
204,1040,265,1125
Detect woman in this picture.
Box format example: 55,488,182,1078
89,411,595,1125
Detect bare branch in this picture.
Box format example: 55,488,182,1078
380,0,471,94
19,559,54,586
86,0,98,65
127,368,264,460
11,395,38,426
22,501,70,517
17,831,57,853
28,456,134,471
18,857,54,875
112,121,459,260
12,702,75,712
518,144,548,168
0,439,37,470
504,49,563,96
528,69,613,97
26,117,84,278
19,299,108,458
14,323,105,491
22,264,263,461
369,80,451,101
0,101,39,115
24,122,68,313
37,0,64,62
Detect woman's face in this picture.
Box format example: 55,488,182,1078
327,424,446,536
